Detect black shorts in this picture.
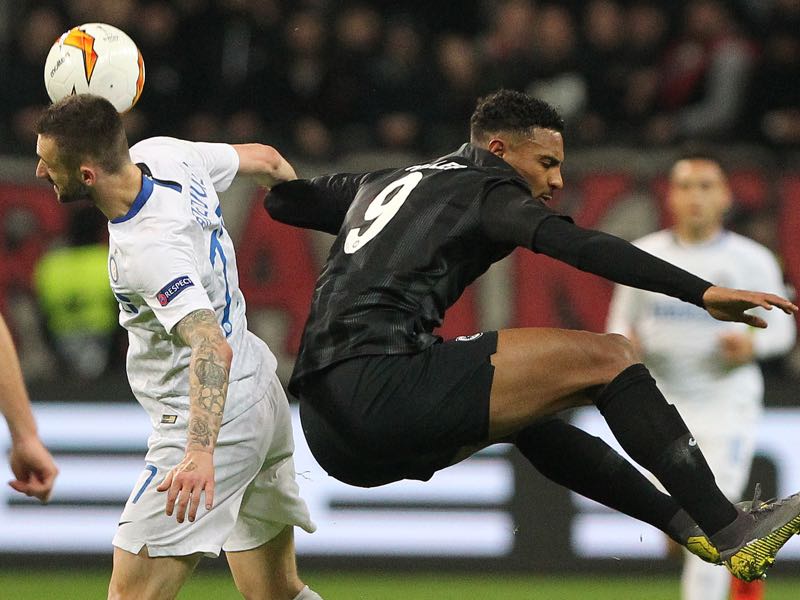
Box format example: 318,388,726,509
299,331,498,487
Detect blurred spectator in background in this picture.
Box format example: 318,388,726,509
427,33,486,152
369,17,429,123
1,5,63,153
480,0,538,91
607,150,796,600
34,205,117,380
526,4,586,129
616,2,671,138
577,0,629,143
281,9,332,136
647,0,756,144
746,0,800,147
327,3,383,146
125,1,186,141
290,116,335,171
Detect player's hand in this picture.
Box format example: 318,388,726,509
157,450,215,523
719,331,755,366
702,286,798,328
7,436,58,503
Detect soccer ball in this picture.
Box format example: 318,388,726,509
44,23,145,113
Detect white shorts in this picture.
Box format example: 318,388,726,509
112,375,316,558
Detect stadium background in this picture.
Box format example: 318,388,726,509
1,0,800,597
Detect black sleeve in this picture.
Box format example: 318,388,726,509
480,180,574,246
264,173,366,235
532,217,713,307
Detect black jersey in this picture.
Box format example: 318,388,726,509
268,144,565,393
267,143,713,395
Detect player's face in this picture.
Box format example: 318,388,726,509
497,128,564,203
35,135,91,204
668,159,731,235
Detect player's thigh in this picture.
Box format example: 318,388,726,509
226,526,303,600
108,546,201,600
489,327,637,437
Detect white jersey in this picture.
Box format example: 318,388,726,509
108,137,277,426
607,229,795,404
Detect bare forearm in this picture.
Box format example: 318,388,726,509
186,342,230,452
0,315,37,441
176,310,232,453
234,144,298,189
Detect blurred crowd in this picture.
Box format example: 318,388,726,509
1,0,799,162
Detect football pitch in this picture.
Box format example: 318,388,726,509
2,570,800,599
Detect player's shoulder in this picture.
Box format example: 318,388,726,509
632,229,672,250
130,136,188,158
722,231,778,263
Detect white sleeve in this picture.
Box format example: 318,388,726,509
748,250,797,358
127,227,214,334
606,284,640,337
187,141,240,192
132,137,239,192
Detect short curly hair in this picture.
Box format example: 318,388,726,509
470,89,564,144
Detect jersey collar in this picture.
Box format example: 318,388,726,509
450,143,528,180
110,168,153,224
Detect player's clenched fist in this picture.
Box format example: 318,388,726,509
157,450,215,523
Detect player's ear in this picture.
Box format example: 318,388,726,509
488,138,506,158
79,165,98,187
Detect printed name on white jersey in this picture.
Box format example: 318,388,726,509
184,162,212,227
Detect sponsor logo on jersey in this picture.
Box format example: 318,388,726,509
109,256,119,282
456,333,484,342
156,276,194,306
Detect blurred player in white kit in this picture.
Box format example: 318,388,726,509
607,150,796,600
34,94,322,600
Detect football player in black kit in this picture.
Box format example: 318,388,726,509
262,89,800,581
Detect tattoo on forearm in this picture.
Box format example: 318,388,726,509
188,417,213,448
177,309,231,453
195,357,227,416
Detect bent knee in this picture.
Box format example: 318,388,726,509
595,333,639,374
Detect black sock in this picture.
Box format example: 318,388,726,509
515,417,681,533
594,363,737,537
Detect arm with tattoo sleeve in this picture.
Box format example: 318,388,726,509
178,309,232,452
156,309,233,523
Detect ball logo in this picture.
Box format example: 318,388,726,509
156,276,194,306
63,27,98,84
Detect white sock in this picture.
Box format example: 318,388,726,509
293,585,323,600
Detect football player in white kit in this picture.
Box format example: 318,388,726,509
34,94,322,600
607,150,796,600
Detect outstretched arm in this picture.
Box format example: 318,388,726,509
531,217,797,325
233,143,298,189
157,309,232,523
0,314,58,502
265,172,371,235
702,286,796,328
